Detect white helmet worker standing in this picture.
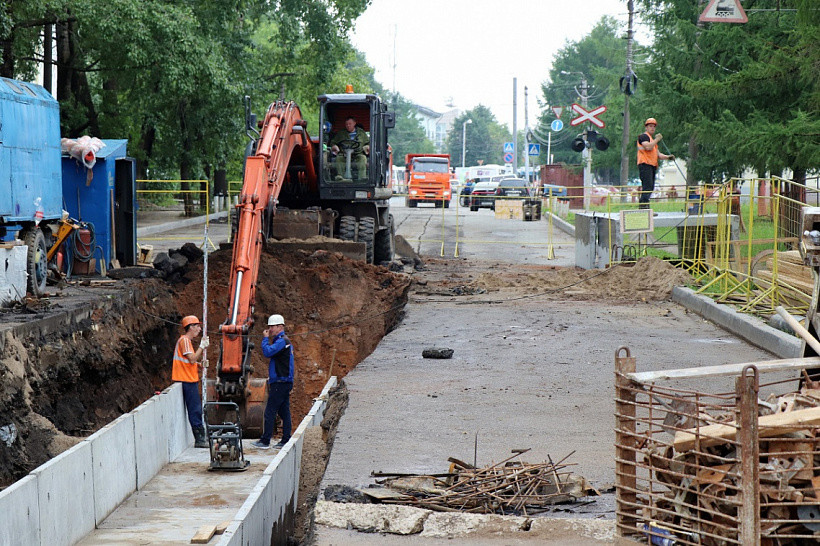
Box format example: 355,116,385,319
267,314,285,326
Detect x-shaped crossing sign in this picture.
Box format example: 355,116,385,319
570,103,607,128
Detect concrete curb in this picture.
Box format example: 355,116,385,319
547,212,575,237
671,286,801,359
136,211,228,238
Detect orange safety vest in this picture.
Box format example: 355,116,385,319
172,335,199,383
636,132,659,167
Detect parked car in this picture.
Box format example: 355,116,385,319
494,178,531,199
539,183,567,198
469,180,500,211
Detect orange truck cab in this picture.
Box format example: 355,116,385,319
405,154,452,208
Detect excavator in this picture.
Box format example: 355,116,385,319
211,88,396,438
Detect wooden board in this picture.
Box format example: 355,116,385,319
190,524,216,544
494,199,525,220
628,357,820,384
674,406,820,452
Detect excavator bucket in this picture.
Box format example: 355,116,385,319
204,378,267,438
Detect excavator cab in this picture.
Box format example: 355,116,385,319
318,93,395,201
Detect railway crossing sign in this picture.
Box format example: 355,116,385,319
503,142,514,154
503,152,514,163
699,0,748,23
570,103,607,128
551,119,564,132
527,143,540,156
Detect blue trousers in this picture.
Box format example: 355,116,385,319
181,381,203,431
260,382,293,444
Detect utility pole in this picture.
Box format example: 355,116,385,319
524,86,530,187
512,78,518,173
392,25,397,96
619,0,635,188
579,76,591,210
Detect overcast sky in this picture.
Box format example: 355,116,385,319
350,0,639,131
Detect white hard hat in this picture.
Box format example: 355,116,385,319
267,314,285,326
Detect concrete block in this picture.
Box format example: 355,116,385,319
672,286,801,358
32,440,95,546
0,245,27,305
87,412,137,524
0,474,39,546
213,520,243,546
421,512,528,537
232,476,272,546
314,501,428,534
133,396,169,489
160,383,191,461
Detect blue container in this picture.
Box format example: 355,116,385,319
0,78,62,237
61,139,130,268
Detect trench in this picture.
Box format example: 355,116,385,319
0,245,411,491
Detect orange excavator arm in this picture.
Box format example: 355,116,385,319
218,100,316,394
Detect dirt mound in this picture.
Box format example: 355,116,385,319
174,247,411,429
419,256,691,303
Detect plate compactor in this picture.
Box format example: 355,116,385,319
204,402,250,471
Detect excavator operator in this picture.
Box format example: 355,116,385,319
330,116,369,181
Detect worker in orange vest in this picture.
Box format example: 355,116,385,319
172,315,210,448
637,118,675,209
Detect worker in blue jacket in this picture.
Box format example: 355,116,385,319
251,314,294,450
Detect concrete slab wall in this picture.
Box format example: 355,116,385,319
88,413,137,524
0,245,27,305
133,396,170,489
0,475,40,545
161,383,192,461
33,441,95,546
1,383,186,546
215,376,337,546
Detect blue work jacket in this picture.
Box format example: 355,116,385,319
261,331,294,383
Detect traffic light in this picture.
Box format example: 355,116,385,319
586,130,610,151
570,136,586,152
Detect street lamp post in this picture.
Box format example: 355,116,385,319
462,119,472,168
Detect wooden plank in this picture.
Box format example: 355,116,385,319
628,357,820,384
190,525,216,544
674,406,820,452
358,487,413,501
215,521,230,535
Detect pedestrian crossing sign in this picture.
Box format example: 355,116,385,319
527,144,540,156
503,142,514,154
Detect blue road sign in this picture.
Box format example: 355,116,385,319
503,142,514,154
551,119,564,132
527,143,540,156
503,152,514,163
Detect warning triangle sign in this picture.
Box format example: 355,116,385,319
699,0,748,23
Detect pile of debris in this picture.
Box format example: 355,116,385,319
364,449,598,516
628,376,820,545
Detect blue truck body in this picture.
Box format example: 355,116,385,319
0,77,62,237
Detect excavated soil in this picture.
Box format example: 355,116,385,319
174,246,411,428
0,246,410,489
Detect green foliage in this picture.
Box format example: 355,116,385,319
1,0,372,183
636,0,819,181
535,16,634,181
445,105,511,167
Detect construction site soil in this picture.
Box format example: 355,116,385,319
0,246,410,489
0,245,701,543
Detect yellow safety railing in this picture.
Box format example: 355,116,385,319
136,179,216,249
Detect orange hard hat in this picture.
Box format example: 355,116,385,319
644,117,658,126
181,315,201,329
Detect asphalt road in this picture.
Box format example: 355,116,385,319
313,198,775,544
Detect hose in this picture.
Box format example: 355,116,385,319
66,222,101,279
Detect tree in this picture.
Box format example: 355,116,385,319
535,16,634,183
636,0,819,183
445,105,511,167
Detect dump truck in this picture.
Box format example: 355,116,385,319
404,154,452,208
